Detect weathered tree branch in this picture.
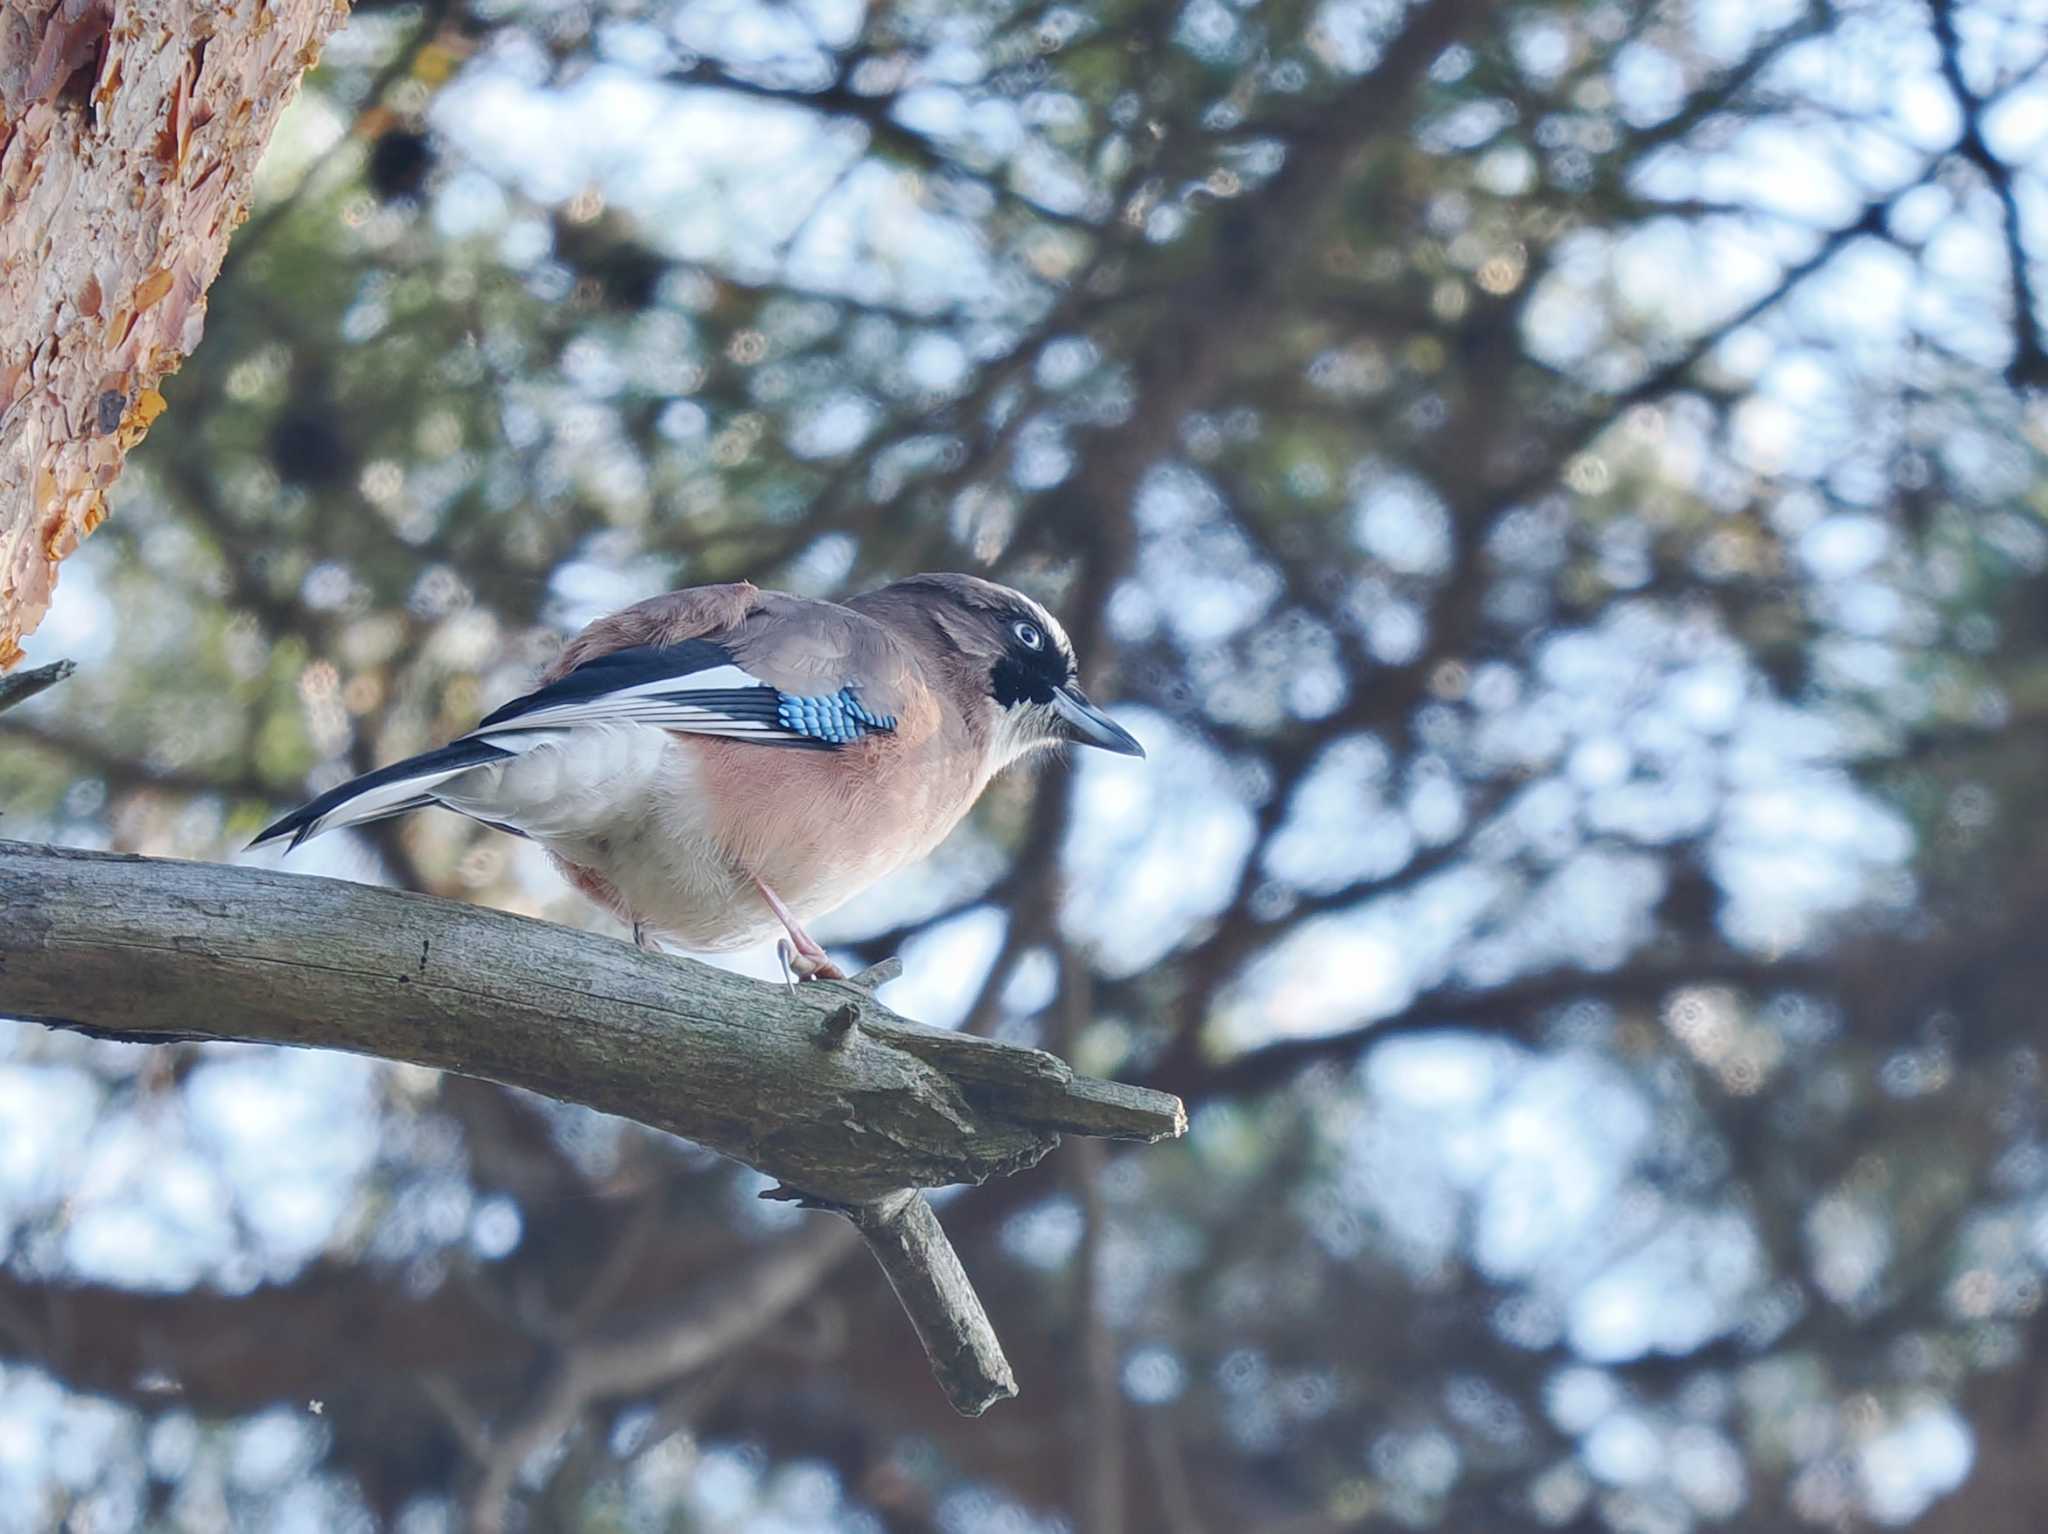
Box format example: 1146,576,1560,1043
0,840,1185,1414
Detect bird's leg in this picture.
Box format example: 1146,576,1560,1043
752,875,845,982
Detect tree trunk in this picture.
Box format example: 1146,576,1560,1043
0,0,347,666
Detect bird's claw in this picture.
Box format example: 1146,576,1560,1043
775,937,846,992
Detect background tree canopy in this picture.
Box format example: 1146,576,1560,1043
3,0,2048,1527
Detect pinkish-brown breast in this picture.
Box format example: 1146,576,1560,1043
687,672,985,920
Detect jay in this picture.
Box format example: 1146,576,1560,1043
252,574,1144,980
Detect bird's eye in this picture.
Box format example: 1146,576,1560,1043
1012,620,1044,651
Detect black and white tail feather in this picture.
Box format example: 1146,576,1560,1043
250,639,873,853
249,736,521,852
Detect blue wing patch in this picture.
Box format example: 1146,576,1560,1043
776,687,897,745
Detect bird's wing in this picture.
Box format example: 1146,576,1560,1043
464,638,821,744
251,586,918,851
722,591,921,724
466,587,914,749
539,581,765,682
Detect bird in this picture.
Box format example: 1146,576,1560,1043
251,573,1145,982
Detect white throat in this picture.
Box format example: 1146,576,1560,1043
988,701,1060,773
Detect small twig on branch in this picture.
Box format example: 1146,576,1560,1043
846,1192,1017,1413
0,659,73,717
763,1185,1018,1414
842,955,904,990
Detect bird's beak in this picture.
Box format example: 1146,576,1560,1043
1052,686,1146,757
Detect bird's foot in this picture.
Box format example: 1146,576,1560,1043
775,937,847,989
754,874,845,989
632,920,661,953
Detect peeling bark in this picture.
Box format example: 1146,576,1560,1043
0,0,348,667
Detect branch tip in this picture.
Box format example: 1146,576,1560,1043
0,659,76,717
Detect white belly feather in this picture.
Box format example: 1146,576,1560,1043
435,725,767,950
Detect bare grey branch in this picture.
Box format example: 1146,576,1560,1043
0,839,1185,1413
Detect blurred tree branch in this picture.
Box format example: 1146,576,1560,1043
448,1219,858,1534
1929,0,2048,389
0,656,71,716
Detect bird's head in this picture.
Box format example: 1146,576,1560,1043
879,573,1146,764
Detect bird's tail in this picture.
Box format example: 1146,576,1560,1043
249,738,515,852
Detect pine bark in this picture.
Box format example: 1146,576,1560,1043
0,0,348,666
